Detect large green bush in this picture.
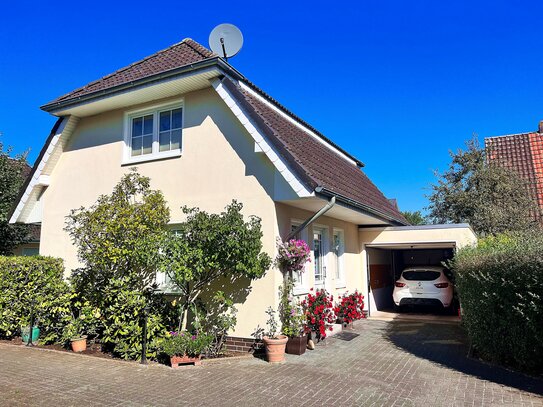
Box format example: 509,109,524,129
0,256,72,343
451,232,543,373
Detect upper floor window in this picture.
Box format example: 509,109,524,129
124,100,183,164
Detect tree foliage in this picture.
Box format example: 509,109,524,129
401,210,426,225
65,170,175,359
161,201,271,330
427,137,539,235
0,140,30,254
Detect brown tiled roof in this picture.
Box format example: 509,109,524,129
49,39,215,104
485,131,543,221
40,39,406,225
223,79,407,224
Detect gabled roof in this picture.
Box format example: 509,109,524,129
46,39,215,105
13,39,407,226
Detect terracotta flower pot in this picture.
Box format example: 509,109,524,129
170,354,202,368
286,334,307,355
70,336,87,352
263,335,288,363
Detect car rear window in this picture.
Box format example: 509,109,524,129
402,270,441,281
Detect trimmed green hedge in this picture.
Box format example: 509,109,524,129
451,232,543,373
0,256,72,343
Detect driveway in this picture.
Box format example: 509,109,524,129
0,320,541,406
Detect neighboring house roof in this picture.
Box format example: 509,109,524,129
12,39,408,226
485,126,543,221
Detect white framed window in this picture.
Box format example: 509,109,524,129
312,224,329,288
290,220,309,295
333,229,345,288
123,100,184,164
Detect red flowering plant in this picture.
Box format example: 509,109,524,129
301,289,336,341
334,291,366,325
275,238,311,276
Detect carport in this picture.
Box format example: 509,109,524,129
359,224,477,319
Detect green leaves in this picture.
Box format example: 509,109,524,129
0,256,71,344
451,231,543,373
160,200,271,331
427,137,540,235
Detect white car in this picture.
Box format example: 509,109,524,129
392,266,453,308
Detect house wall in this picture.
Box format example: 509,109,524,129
39,86,286,338
275,203,364,300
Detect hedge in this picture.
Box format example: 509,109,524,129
0,256,72,343
451,232,543,373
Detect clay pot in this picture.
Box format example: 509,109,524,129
286,334,307,355
70,336,87,352
262,335,288,363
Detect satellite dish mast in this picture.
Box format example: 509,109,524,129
209,24,243,61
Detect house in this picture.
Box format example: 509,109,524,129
485,122,543,223
9,38,476,344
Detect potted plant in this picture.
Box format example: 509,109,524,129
262,307,288,363
301,288,336,342
279,279,307,355
63,316,88,352
335,291,366,329
161,331,213,368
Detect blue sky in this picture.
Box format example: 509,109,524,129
2,1,543,212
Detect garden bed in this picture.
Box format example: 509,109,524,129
0,337,113,359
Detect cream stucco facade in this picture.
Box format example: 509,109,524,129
14,81,477,338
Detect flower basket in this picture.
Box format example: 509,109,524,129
170,354,202,368
286,334,307,355
263,335,288,363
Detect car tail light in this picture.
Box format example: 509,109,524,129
434,282,449,288
395,282,406,288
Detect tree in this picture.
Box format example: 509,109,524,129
401,210,426,225
65,169,174,359
0,139,30,254
427,137,539,235
161,201,271,331
65,169,170,297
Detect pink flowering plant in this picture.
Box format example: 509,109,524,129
275,238,311,275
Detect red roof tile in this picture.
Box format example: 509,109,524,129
485,131,543,221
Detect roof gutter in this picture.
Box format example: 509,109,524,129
285,196,336,241
315,187,408,226
41,57,246,114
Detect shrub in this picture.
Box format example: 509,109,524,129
199,291,238,357
301,289,336,340
335,291,366,324
451,231,543,373
0,256,71,343
161,331,213,357
279,278,306,338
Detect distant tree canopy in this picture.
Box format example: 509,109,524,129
426,137,540,236
401,210,426,225
0,139,30,254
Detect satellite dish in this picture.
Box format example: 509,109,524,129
209,24,243,60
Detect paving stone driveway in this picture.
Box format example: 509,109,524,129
0,320,542,407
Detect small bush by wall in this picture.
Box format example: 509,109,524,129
0,256,72,343
451,232,543,373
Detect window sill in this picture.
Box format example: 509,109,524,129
122,149,181,166
293,286,309,296
335,282,347,289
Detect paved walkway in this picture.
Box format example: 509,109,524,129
0,320,542,406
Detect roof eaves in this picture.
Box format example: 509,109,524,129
41,57,224,113
8,117,64,223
